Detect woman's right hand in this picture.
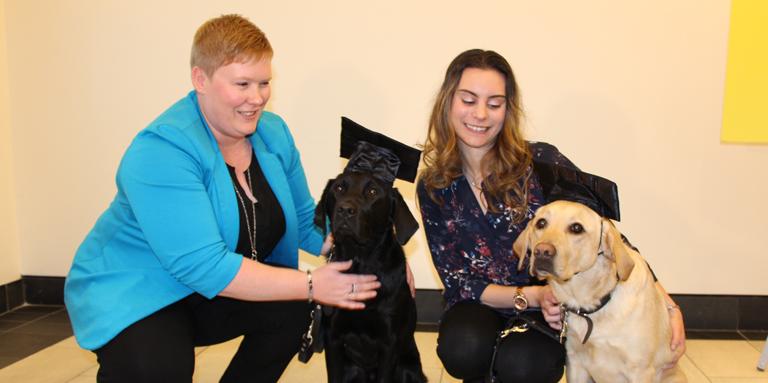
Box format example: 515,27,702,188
538,285,562,330
311,260,380,310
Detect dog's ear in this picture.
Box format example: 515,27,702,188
602,219,635,281
391,188,419,245
314,179,335,236
514,222,534,274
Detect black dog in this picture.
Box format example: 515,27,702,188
314,151,427,383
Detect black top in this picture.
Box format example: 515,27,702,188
226,152,286,262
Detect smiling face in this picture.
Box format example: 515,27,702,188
192,57,272,147
450,67,508,157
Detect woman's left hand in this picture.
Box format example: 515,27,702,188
539,285,562,330
406,261,416,298
664,304,687,369
320,234,334,256
656,282,686,369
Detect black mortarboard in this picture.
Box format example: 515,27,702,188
533,160,621,221
340,117,421,183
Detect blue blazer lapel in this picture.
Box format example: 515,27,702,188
189,93,240,252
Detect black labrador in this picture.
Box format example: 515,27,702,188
314,168,427,383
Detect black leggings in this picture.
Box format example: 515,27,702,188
436,302,565,383
94,294,311,383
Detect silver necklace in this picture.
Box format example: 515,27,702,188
463,168,484,191
233,168,258,260
464,167,488,210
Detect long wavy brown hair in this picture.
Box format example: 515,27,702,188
420,49,532,218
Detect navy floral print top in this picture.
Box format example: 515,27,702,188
417,142,579,311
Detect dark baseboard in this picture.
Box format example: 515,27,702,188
0,279,24,314
415,289,768,331
3,277,766,332
1,276,64,315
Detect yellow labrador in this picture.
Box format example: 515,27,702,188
514,200,686,383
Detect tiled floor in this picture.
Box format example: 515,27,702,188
1,305,767,382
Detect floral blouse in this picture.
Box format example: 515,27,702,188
416,142,579,311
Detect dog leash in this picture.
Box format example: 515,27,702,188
558,220,614,344
561,288,613,344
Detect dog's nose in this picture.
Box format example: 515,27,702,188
534,243,556,261
336,202,357,217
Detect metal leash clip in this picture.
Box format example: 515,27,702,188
559,305,568,344
500,320,530,338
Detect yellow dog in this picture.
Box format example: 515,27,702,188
514,200,686,383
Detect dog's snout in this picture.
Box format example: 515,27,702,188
534,243,556,260
336,202,357,217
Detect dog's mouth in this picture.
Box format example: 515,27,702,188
331,218,368,244
332,219,355,235
533,258,555,279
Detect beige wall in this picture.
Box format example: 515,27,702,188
2,0,766,294
0,0,22,285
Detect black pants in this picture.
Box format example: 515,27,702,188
436,302,565,383
94,294,311,383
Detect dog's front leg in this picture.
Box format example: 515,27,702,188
324,341,346,383
626,367,658,383
565,358,594,383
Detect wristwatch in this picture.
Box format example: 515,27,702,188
513,286,528,311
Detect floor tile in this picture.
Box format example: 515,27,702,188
0,337,96,383
0,310,52,323
65,376,95,383
414,331,441,369
2,333,767,383
677,354,712,383
278,353,328,383
0,357,16,370
688,329,746,340
12,318,74,337
0,332,68,358
193,337,241,382
749,339,766,354
0,320,24,332
742,331,768,341
77,365,98,377
41,310,71,324
686,339,765,378
423,366,443,382
9,306,63,314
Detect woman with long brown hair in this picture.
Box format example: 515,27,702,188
417,49,685,382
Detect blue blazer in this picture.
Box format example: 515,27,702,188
65,91,324,350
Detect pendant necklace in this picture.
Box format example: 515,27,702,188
464,167,485,191
233,168,259,260
464,167,488,210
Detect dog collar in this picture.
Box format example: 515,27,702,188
561,292,613,344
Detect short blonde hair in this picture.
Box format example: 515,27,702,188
190,14,273,77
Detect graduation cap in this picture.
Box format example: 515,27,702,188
532,160,621,221
340,117,421,184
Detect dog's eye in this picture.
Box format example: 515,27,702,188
334,183,345,193
569,223,584,234
535,218,547,229
366,188,378,197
